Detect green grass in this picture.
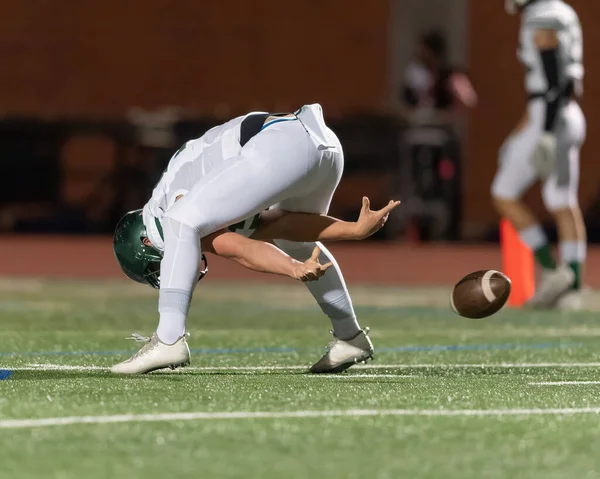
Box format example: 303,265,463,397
2,279,600,479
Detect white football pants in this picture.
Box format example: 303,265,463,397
491,99,586,211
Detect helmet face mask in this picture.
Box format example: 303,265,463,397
144,261,162,289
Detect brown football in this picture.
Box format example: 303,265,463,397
450,270,511,319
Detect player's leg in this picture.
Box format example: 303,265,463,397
272,147,373,373
491,103,554,271
274,239,360,339
272,148,361,339
274,240,373,373
111,216,198,374
542,101,587,309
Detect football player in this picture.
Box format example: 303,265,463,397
112,104,400,374
491,0,586,309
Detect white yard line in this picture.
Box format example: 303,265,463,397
24,364,104,371
2,407,600,429
530,381,600,386
5,362,600,372
306,374,413,379
2,365,413,378
183,362,600,370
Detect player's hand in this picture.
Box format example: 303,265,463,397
293,246,333,282
353,197,401,240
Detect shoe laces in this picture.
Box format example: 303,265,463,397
126,333,151,343
125,332,190,344
125,333,157,361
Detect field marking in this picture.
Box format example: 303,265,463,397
306,374,413,379
0,346,296,357
1,365,411,378
2,407,600,429
3,362,600,373
530,381,600,386
0,342,578,358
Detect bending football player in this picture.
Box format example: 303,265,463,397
112,104,400,374
492,0,586,309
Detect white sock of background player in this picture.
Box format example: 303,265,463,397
560,240,586,290
274,240,361,340
518,224,557,271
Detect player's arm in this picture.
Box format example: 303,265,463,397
252,197,400,242
534,28,559,50
535,28,562,134
535,28,560,93
511,29,560,135
448,71,478,109
201,230,332,282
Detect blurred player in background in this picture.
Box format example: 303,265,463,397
491,0,586,309
112,104,399,374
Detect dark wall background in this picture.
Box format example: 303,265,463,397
1,0,598,235
0,0,388,117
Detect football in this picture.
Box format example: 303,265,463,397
450,270,511,319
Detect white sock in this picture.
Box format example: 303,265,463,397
157,289,191,344
519,224,548,250
319,295,361,340
155,218,201,345
156,312,186,345
274,240,361,340
560,240,586,263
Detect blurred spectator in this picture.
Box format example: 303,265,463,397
393,29,476,242
401,29,477,121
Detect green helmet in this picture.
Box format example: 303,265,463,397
113,209,209,289
113,209,162,288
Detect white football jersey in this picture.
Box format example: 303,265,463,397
147,114,256,216
142,109,311,248
518,0,583,95
142,112,273,246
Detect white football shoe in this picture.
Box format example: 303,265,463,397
555,289,586,311
110,332,190,374
525,264,575,309
310,328,374,374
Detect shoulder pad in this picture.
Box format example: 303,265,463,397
525,3,576,31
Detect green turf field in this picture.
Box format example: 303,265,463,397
2,279,600,479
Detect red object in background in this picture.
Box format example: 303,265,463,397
500,219,535,307
438,157,455,180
